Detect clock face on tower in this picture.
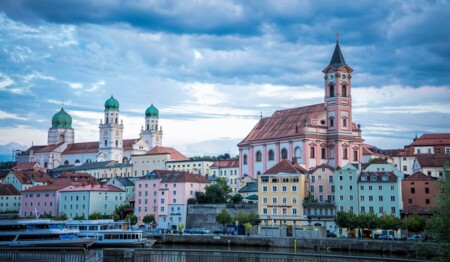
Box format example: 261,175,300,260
104,130,108,136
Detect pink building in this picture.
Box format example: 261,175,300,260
21,182,72,217
238,41,364,178
308,164,335,203
135,170,210,229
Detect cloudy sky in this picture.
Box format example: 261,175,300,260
0,0,449,161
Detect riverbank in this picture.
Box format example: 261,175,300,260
149,234,444,259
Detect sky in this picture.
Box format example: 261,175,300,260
0,0,449,161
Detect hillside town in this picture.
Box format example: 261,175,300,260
0,41,449,242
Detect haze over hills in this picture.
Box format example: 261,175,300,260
0,142,27,162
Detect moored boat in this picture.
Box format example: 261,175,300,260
65,219,156,247
0,219,95,248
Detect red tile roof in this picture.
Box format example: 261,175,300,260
123,139,140,150
0,184,21,196
19,145,47,155
210,159,239,168
22,183,73,192
411,133,450,146
12,162,39,171
404,171,438,181
416,156,450,167
264,159,307,175
238,103,326,146
60,184,125,192
10,170,54,185
145,146,188,160
401,205,434,215
36,142,65,153
63,142,99,154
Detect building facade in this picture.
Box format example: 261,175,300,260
209,159,239,194
0,184,21,213
238,41,364,178
166,160,214,176
401,171,438,218
131,146,189,177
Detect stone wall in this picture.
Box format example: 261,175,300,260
186,204,258,231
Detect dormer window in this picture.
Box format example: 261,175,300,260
370,175,377,181
382,174,389,181
361,175,367,181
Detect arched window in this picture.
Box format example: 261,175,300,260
115,118,118,124
310,147,315,158
106,117,108,124
342,117,348,128
243,154,248,165
64,160,69,165
256,151,262,162
329,85,335,97
59,134,65,143
342,85,347,97
281,148,288,160
44,162,48,168
147,124,149,130
123,157,129,163
75,159,80,164
115,140,119,147
329,117,334,128
268,150,275,161
294,147,302,160
104,140,107,147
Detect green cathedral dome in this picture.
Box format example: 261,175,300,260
51,108,72,129
145,104,159,118
104,95,120,111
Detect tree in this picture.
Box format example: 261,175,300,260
368,157,388,164
402,213,425,233
335,211,358,237
244,222,252,236
187,198,197,204
125,214,137,225
357,212,378,237
234,212,250,225
113,204,129,221
54,213,68,220
248,212,261,226
89,211,103,220
195,192,207,204
143,214,155,225
216,209,232,230
73,214,86,220
378,213,401,232
178,223,185,233
230,194,243,204
204,177,231,204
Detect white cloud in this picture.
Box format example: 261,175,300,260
0,111,27,120
0,74,14,89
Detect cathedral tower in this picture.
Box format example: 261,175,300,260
99,96,124,162
48,108,74,145
140,104,163,148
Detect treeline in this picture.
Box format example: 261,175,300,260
189,153,238,161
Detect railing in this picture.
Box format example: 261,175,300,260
125,249,430,262
0,247,88,262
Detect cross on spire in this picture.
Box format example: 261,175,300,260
336,32,340,42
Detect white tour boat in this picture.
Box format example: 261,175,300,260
0,219,95,248
65,219,156,247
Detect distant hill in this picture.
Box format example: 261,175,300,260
0,142,28,162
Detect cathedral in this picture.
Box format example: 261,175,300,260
17,96,163,169
238,40,365,178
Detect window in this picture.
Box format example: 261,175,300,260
390,186,394,191
282,197,287,204
321,148,326,159
292,197,297,204
281,148,288,160
310,147,315,158
342,85,347,97
353,150,358,161
262,197,268,204
272,197,277,204
243,154,248,165
379,207,384,213
292,208,297,215
370,175,377,182
379,196,383,201
262,208,268,215
369,196,373,201
329,85,335,97
342,118,347,128
329,176,333,183
339,195,343,201
391,207,396,214
262,186,268,192
361,206,365,213
360,196,365,201
319,185,323,193
272,208,277,215
378,186,382,190
282,186,287,192
292,186,297,192
343,148,348,159
445,147,450,154
268,150,275,161
331,185,335,193
256,151,262,162
310,185,314,193
360,186,364,190
329,118,334,128
349,196,353,201
311,176,315,183
411,188,415,194
391,196,395,201
425,199,430,204
369,206,374,212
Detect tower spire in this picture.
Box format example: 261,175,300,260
329,38,346,67
336,32,339,43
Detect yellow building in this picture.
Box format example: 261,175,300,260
258,159,309,233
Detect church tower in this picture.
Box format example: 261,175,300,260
140,104,163,148
99,96,124,162
48,107,74,145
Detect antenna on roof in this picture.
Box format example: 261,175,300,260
260,112,262,119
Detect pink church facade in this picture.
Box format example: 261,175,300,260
134,170,210,229
238,41,364,178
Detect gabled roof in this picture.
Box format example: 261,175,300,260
112,177,135,186
238,103,326,146
12,162,39,171
123,139,140,150
404,171,437,181
18,145,47,155
411,133,450,146
60,184,125,193
0,184,21,196
35,142,65,153
415,156,450,167
359,172,398,182
210,159,239,168
145,146,188,160
238,182,258,193
9,170,53,185
309,163,334,173
22,183,72,192
264,159,307,175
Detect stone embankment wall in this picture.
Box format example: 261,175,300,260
186,204,258,230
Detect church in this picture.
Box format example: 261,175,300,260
238,40,365,178
17,96,164,169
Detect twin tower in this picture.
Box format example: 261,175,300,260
48,96,163,163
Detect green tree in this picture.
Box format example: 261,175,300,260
378,213,401,232
89,211,103,220
125,214,137,225
178,223,185,233
248,212,261,226
204,177,231,204
234,212,250,225
113,204,129,221
230,194,243,204
143,214,155,226
73,214,86,220
403,213,426,233
54,213,68,220
216,209,232,230
195,191,207,204
357,212,378,237
335,211,358,237
187,198,197,204
244,222,252,236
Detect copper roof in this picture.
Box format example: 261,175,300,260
264,159,307,175
145,146,188,160
210,159,239,168
404,171,438,181
0,184,21,196
238,103,327,146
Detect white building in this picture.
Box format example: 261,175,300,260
209,159,239,194
131,146,189,177
0,184,21,213
166,160,214,176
